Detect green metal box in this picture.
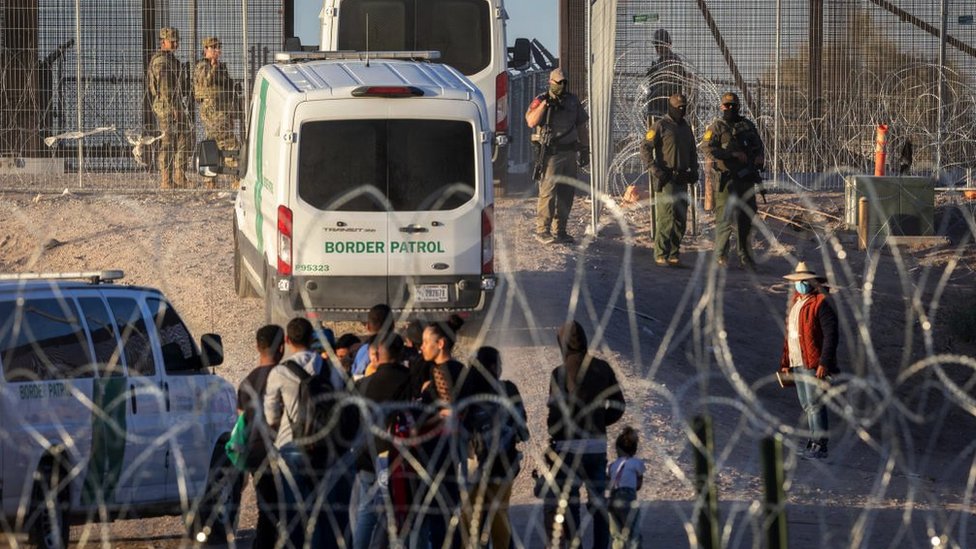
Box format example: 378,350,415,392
844,176,935,240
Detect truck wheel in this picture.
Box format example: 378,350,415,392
187,447,242,546
25,462,69,549
233,238,258,298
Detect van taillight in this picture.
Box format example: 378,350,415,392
495,72,508,133
277,205,293,276
482,205,494,275
351,86,424,98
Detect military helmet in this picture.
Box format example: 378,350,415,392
721,92,740,106
203,36,221,48
653,28,672,46
160,27,180,41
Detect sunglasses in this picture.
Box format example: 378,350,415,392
551,79,567,85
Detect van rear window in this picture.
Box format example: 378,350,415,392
337,0,490,76
0,298,94,381
298,119,475,212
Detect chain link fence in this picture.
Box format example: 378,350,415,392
2,1,976,191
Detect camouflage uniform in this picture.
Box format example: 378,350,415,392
194,36,239,188
147,27,192,189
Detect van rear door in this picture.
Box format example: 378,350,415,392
290,101,391,309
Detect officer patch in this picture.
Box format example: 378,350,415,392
645,130,655,141
704,129,713,141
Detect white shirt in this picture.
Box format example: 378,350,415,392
787,296,808,368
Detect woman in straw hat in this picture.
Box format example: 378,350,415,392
779,261,839,460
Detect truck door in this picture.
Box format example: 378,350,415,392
105,295,170,504
145,297,213,502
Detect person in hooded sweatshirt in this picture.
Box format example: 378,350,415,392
543,320,626,549
641,92,699,266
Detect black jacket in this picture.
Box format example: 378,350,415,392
546,321,626,443
355,362,412,472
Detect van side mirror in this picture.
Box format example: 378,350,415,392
509,38,531,69
200,333,224,368
196,140,223,177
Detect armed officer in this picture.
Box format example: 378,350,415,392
701,92,766,269
641,93,698,266
147,26,192,189
525,67,589,245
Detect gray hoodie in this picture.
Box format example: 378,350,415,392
263,350,342,449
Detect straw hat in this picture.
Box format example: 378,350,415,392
783,261,821,281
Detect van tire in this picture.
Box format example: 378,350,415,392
25,460,69,549
234,236,258,298
187,446,243,546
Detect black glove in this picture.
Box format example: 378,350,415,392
577,146,590,169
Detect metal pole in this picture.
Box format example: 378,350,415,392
761,436,789,549
774,0,781,186
586,0,598,236
693,415,719,549
936,0,949,180
75,0,83,188
242,0,250,130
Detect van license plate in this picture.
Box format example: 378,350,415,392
415,284,449,303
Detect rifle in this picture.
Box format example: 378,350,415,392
730,119,766,204
531,97,555,182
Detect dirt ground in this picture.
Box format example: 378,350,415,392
1,185,975,548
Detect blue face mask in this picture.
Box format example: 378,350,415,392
795,281,812,295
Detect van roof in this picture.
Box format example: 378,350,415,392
268,59,481,101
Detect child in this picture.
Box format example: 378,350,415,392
607,426,645,549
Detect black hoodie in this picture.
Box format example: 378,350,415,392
546,321,626,443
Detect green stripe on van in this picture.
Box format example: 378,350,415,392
81,377,127,505
255,78,270,257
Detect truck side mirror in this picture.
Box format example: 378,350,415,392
509,38,531,69
196,140,223,177
199,333,224,368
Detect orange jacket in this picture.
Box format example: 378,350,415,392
780,292,839,373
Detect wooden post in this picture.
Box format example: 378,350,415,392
858,197,869,250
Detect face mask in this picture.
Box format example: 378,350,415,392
549,81,566,96
668,104,686,121
722,107,739,121
794,281,811,295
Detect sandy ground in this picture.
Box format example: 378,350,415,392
1,185,975,548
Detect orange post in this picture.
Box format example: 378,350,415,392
874,124,889,176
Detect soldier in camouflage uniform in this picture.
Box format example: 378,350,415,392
147,27,192,189
701,92,766,270
194,36,240,189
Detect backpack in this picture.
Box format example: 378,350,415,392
282,360,361,463
467,381,528,477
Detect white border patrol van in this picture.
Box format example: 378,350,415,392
214,52,496,323
317,0,511,185
0,271,239,547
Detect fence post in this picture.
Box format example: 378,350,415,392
692,415,719,549
761,436,789,549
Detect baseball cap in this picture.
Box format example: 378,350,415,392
160,27,180,41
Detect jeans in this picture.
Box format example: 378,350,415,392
354,456,392,549
251,467,278,549
275,445,354,549
543,452,609,549
793,367,829,444
276,446,309,549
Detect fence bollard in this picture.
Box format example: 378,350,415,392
761,436,789,549
692,415,720,549
858,197,869,250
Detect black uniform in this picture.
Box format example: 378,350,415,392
641,113,698,262
702,114,765,266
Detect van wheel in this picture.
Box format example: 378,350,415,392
187,447,242,546
233,238,258,298
25,462,69,549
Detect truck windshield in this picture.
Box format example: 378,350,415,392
337,0,491,75
297,119,476,212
